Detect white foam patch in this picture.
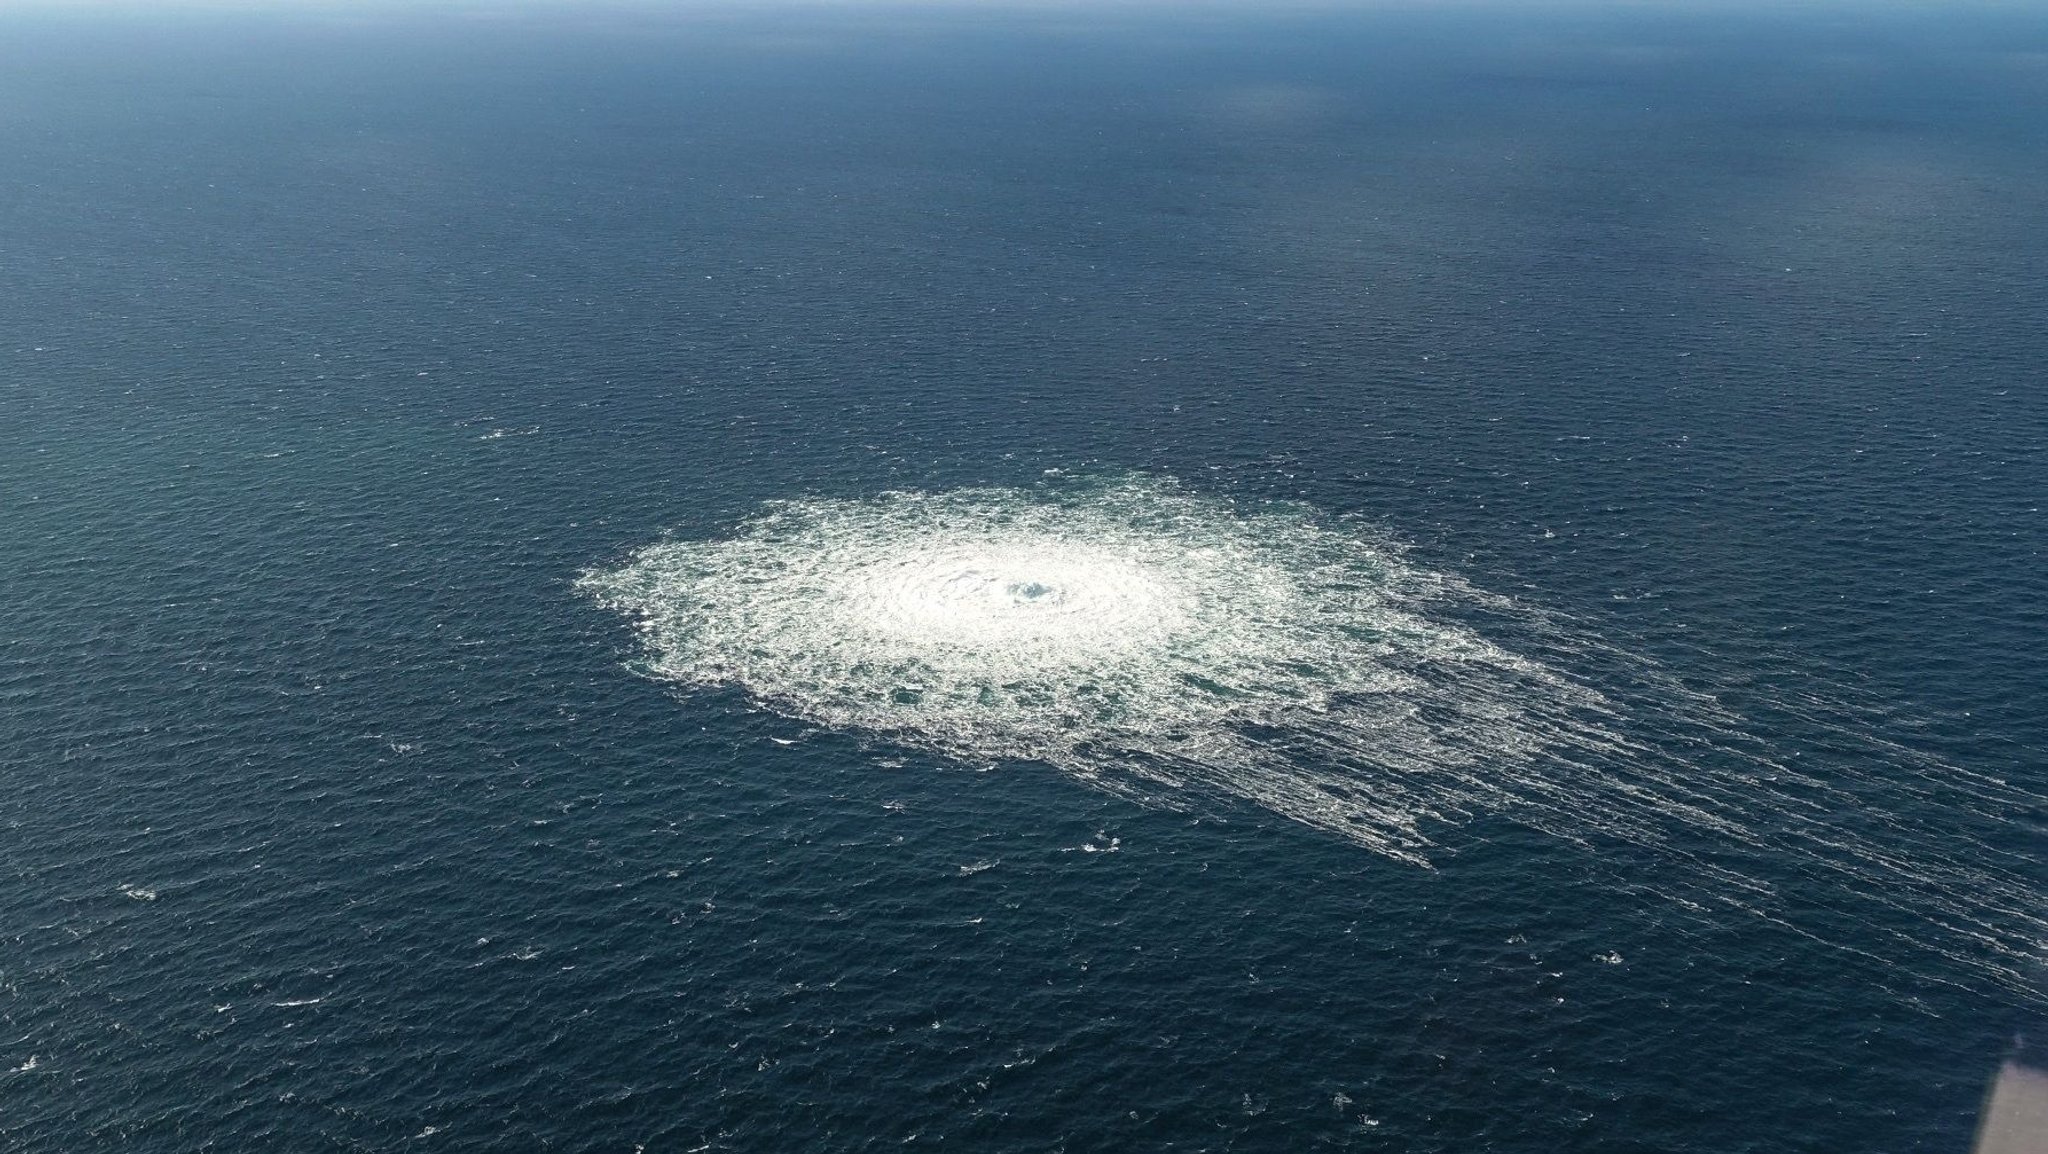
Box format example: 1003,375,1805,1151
582,476,2045,1000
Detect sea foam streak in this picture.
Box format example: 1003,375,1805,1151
582,476,2044,999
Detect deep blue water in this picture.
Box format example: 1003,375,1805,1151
3,4,2045,1150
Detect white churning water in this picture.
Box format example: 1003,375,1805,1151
582,476,2045,998
579,477,1617,863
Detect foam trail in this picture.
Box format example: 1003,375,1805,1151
581,475,2045,1001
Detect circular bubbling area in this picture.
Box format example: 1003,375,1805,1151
583,476,2046,997
581,477,1605,862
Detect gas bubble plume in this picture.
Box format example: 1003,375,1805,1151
581,476,2045,1000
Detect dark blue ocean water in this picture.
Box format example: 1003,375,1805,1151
3,4,2045,1150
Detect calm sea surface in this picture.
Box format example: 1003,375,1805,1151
3,4,2044,1150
